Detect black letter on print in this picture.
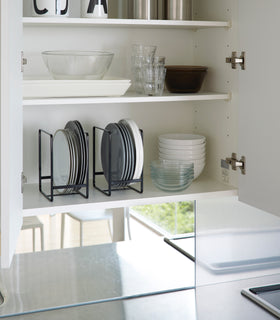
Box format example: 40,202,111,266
87,0,107,14
60,0,69,15
33,0,48,14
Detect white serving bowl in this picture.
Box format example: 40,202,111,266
42,50,114,80
159,141,206,151
159,147,206,157
159,133,206,146
159,152,205,161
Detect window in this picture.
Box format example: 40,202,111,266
130,201,195,237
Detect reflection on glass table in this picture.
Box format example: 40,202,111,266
3,239,195,317
60,208,131,248
17,202,195,254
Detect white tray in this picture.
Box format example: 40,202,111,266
23,77,131,98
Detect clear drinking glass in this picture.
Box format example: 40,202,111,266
132,44,157,57
154,56,166,64
142,64,166,96
131,44,157,93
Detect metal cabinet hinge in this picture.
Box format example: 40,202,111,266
222,153,246,175
21,51,27,73
226,51,245,70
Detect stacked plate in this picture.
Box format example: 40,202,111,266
53,120,88,193
101,119,144,187
158,133,206,180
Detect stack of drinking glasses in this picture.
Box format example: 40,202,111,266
131,44,166,96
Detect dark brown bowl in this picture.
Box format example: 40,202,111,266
165,66,208,93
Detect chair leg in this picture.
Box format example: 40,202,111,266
61,213,65,248
80,221,83,247
40,225,44,251
107,220,113,241
125,207,132,240
32,227,36,252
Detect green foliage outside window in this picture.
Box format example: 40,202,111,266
132,201,194,235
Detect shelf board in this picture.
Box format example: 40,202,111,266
23,91,230,106
22,17,231,30
22,175,237,217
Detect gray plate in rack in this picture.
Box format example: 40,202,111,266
101,123,126,186
119,122,135,185
116,123,130,187
65,121,83,189
74,120,88,187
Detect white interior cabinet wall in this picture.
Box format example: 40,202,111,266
193,0,233,21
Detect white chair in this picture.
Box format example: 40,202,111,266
61,208,131,248
21,216,44,251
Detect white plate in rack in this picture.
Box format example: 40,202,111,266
119,119,144,180
23,77,131,98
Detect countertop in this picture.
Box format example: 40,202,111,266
3,273,280,320
0,239,194,317
196,273,280,320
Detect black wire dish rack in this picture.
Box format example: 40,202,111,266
92,126,144,196
39,129,89,202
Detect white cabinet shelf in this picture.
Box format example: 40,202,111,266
23,91,230,106
23,17,231,30
22,175,237,217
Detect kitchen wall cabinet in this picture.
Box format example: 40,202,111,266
0,0,23,267
0,0,277,268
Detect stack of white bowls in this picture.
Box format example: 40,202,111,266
158,133,206,180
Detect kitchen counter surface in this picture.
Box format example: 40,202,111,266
2,273,280,320
195,273,280,320
0,289,197,320
1,201,280,320
0,239,194,317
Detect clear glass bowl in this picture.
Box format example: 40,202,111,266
42,50,114,80
150,160,194,192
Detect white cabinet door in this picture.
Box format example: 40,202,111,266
238,0,280,216
0,0,23,267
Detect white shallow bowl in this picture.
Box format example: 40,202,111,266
159,147,206,157
159,152,206,162
42,50,114,80
159,141,206,151
159,133,206,146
